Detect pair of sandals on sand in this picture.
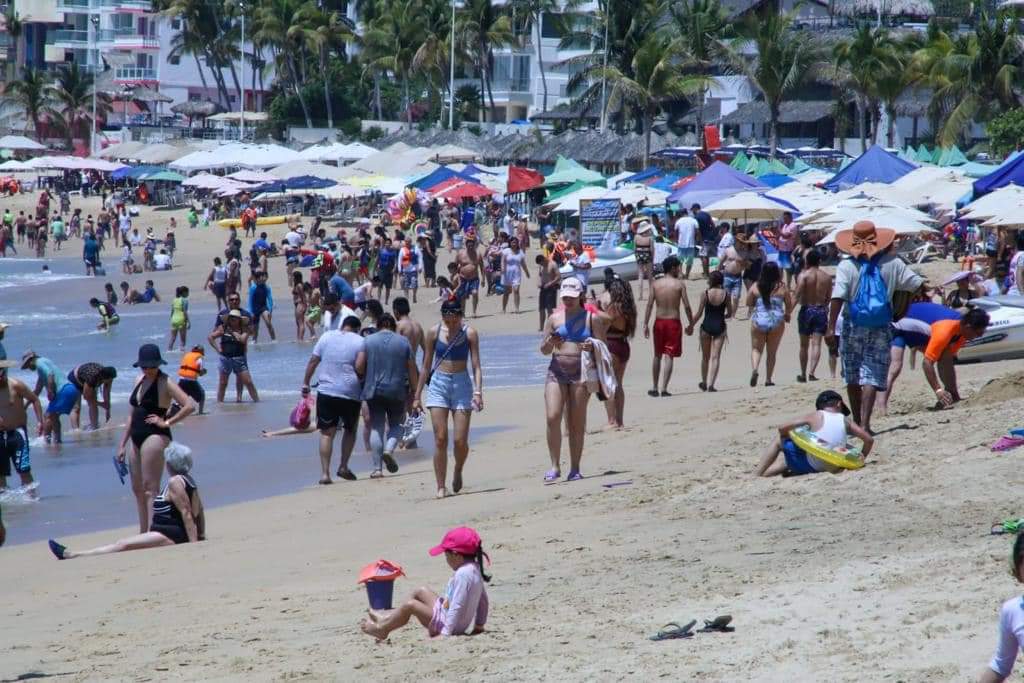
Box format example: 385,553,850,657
649,615,735,641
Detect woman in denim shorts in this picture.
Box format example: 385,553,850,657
413,299,483,499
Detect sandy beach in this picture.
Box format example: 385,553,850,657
1,190,1021,681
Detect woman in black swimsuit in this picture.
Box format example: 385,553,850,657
116,344,194,533
633,221,655,301
48,446,205,560
687,271,732,392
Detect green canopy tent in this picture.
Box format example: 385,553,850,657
753,158,773,177
937,146,968,167
730,151,749,170
930,146,944,165
141,170,186,183
541,156,605,187
768,158,791,175
791,158,814,174
545,178,604,202
745,157,760,174
915,145,932,163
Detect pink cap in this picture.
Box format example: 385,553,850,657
428,527,482,557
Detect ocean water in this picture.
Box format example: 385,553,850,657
0,257,548,545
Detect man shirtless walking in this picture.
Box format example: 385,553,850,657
0,360,44,491
795,248,832,382
642,256,693,396
536,251,561,331
393,297,424,365
454,232,485,317
719,241,748,318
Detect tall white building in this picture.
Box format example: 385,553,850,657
7,0,268,116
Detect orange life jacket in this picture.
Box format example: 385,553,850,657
179,351,203,380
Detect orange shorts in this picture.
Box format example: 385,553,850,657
653,318,683,358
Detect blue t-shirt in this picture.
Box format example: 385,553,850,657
329,274,355,303
377,249,397,272
891,302,961,349
35,357,68,392
139,286,157,303
460,207,475,231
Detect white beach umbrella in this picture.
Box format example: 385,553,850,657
962,184,1024,220
816,216,938,244
705,191,796,224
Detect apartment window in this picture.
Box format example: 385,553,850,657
169,54,179,64
541,12,571,39
493,54,530,92
111,14,133,30
171,18,181,29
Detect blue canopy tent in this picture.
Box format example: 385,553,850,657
250,176,336,193
757,174,796,188
972,151,1024,197
462,163,497,176
112,164,164,180
411,166,478,190
823,145,917,192
667,161,768,208
621,167,663,185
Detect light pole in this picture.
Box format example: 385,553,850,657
90,14,100,154
239,1,246,141
448,0,456,129
599,1,608,134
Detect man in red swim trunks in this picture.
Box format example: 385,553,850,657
643,255,693,396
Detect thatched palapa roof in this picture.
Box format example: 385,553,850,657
721,100,834,126
171,100,225,118
679,101,722,126
835,0,933,16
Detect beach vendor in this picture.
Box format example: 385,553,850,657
754,390,874,477
826,221,924,433
360,527,490,641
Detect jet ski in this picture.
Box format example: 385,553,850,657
558,234,673,282
957,296,1024,363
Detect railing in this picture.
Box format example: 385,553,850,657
491,77,531,94
113,28,158,47
56,0,96,10
49,28,114,44
114,66,156,80
101,0,153,9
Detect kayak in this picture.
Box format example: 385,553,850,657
218,214,298,228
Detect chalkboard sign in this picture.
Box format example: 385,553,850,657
579,198,621,246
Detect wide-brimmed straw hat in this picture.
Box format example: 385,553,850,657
834,220,895,259
636,221,654,235
20,350,38,369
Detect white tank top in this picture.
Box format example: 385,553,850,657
812,410,846,448
213,266,227,283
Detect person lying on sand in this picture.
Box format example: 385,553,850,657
754,390,873,477
361,527,490,641
47,446,204,559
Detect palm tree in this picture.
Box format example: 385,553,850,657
163,0,232,106
363,0,423,129
833,24,901,152
2,6,25,80
600,32,709,165
724,7,824,156
512,0,560,113
254,0,314,127
912,12,1023,146
875,33,922,148
47,64,111,150
298,3,354,129
412,0,456,125
668,0,730,146
558,0,665,131
457,0,513,122
4,68,48,139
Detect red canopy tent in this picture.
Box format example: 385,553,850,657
507,165,544,194
432,179,494,201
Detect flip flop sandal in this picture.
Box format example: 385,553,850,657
48,539,67,560
698,382,707,391
660,391,672,397
649,620,696,641
112,456,128,485
647,390,659,397
993,519,1024,535
381,452,399,473
698,615,735,633
566,471,584,481
544,469,561,482
749,371,758,387
336,468,357,481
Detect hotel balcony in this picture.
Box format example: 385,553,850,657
48,28,113,46
101,0,154,12
114,65,156,82
113,28,159,49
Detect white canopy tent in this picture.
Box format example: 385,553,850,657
0,159,32,172
0,134,46,151
170,143,301,171
267,160,355,182
962,184,1024,221
816,216,939,244
705,192,796,224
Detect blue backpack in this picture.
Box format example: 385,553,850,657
849,257,892,328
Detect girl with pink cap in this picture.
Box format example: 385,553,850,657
361,527,490,640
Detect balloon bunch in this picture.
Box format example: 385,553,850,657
386,187,427,226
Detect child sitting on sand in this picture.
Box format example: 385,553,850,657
361,527,490,640
754,390,873,477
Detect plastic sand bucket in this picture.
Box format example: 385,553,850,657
366,580,395,610
358,559,405,610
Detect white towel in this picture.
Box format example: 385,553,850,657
582,338,617,400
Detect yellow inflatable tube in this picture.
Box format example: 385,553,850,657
788,426,864,470
218,214,299,228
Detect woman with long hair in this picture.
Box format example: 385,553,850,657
413,299,484,499
541,278,608,481
688,270,732,391
116,344,194,533
746,262,792,387
599,270,636,429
